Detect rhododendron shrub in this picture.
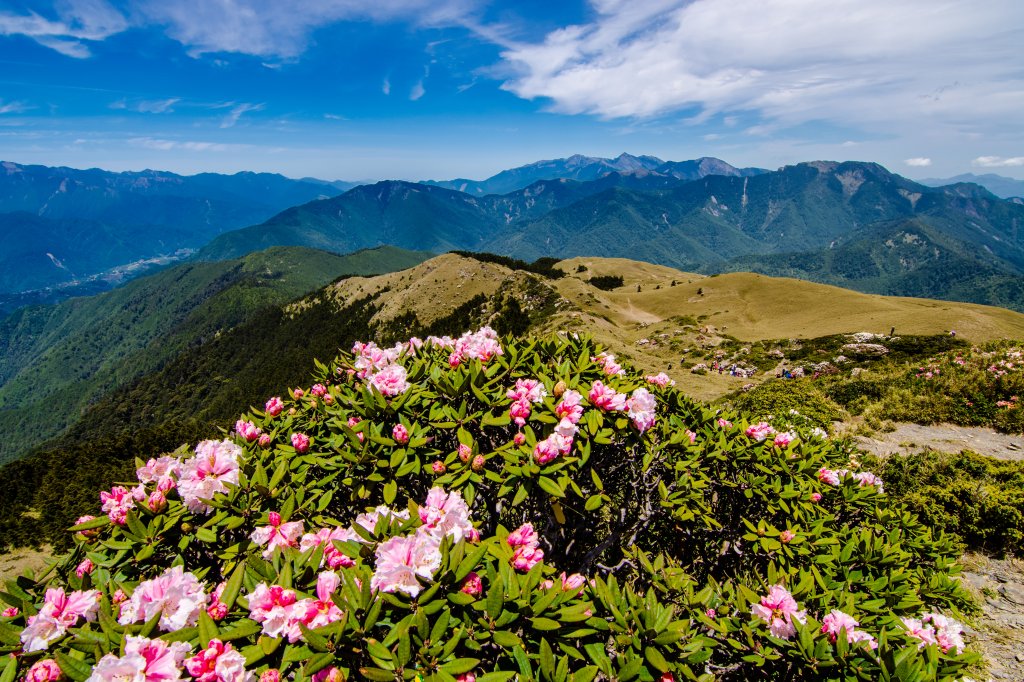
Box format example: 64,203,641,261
0,331,978,681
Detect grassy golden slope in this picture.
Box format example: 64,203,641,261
296,254,1024,401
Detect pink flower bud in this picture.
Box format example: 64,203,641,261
26,659,62,682
75,559,94,578
268,511,282,526
111,589,127,604
293,388,305,399
157,477,175,493
471,455,486,471
147,491,167,513
810,492,822,503
461,572,483,596
458,443,472,462
265,396,284,417
207,601,228,621
392,424,410,444
323,394,333,405
457,674,476,682
659,674,675,682
431,461,446,474
705,608,716,618
513,432,526,446
1,607,18,618
467,527,481,543
780,529,796,544
291,432,310,453
258,433,272,448
260,670,281,682
311,384,327,397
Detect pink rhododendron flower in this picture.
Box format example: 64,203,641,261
852,471,885,493
471,454,485,471
717,418,733,429
292,388,305,399
458,443,472,462
111,589,127,604
2,607,17,617
626,388,657,432
456,674,475,682
246,584,299,641
779,530,795,544
75,514,100,539
354,506,410,537
311,668,343,682
773,431,796,448
392,424,409,444
686,430,697,444
259,671,280,682
818,468,843,486
184,639,250,682
509,398,533,426
176,440,242,514
250,512,304,559
136,456,180,489
257,433,272,448
292,572,344,632
100,486,135,525
461,572,483,596
810,492,822,503
234,420,262,442
75,559,94,578
118,566,207,632
371,533,442,597
533,434,569,465
300,526,358,569
265,397,284,417
903,613,965,652
346,416,365,443
21,588,100,652
745,422,775,442
26,659,62,682
507,523,538,547
592,352,624,376
750,585,806,639
555,389,584,423
448,327,503,366
147,490,167,513
419,488,475,542
87,636,192,682
588,381,626,411
207,583,228,621
310,383,327,397
560,573,586,592
431,461,446,474
646,373,675,387
507,378,546,404
369,363,410,397
513,432,526,446
821,610,876,649
706,609,716,618
507,523,544,572
290,432,310,453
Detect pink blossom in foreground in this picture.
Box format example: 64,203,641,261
458,443,472,462
2,607,17,618
592,352,624,376
75,558,94,578
717,418,733,429
461,572,483,596
311,668,343,682
821,610,877,649
818,468,844,486
509,399,533,426
745,422,775,442
74,514,100,539
310,383,327,397
176,440,242,514
903,613,965,653
118,566,207,632
555,389,584,423
507,378,546,404
559,572,586,593
511,545,544,571
750,585,806,639
234,420,262,442
626,387,657,432
371,533,442,597
646,372,675,387
418,488,474,543
369,363,410,397
184,639,250,682
852,471,885,493
392,423,409,444
773,431,796,449
810,492,822,503
507,523,538,548
588,381,626,412
87,636,192,682
26,659,62,682
779,530,795,544
258,433,272,448
264,397,284,417
507,522,544,572
290,432,310,453
136,456,180,489
534,433,571,465
354,506,410,537
250,512,304,559
147,490,168,513
246,584,299,641
293,572,344,631
100,486,135,525
448,327,503,366
259,671,280,682
21,588,100,652
300,526,358,569
207,583,228,621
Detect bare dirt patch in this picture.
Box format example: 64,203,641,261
850,422,1024,461
960,554,1024,681
0,545,53,581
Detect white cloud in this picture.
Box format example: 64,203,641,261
382,77,391,95
0,0,128,58
410,80,425,101
904,157,932,167
0,100,32,115
973,156,1024,168
497,0,1024,142
135,0,481,58
136,98,181,114
324,113,346,120
220,102,264,128
129,137,242,152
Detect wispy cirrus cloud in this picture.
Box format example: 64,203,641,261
129,137,244,152
0,0,127,58
0,99,32,114
973,156,1024,168
220,102,264,128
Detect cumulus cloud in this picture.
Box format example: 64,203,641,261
904,157,932,167
0,0,128,57
220,102,264,128
497,0,1024,139
973,156,1024,168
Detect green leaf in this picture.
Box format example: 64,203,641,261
486,574,504,619
219,562,247,610
531,617,562,631
644,646,669,673
198,608,220,648
55,652,93,682
383,480,397,505
492,630,522,647
440,659,480,675
538,476,565,498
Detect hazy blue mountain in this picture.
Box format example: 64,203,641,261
426,153,766,195
0,161,351,295
918,172,1024,199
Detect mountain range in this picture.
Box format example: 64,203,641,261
196,158,1024,312
0,161,356,296
919,172,1024,199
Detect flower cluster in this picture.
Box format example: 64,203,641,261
507,523,544,572
118,566,208,632
750,585,806,639
177,440,243,514
645,372,675,387
247,573,343,643
88,636,193,682
902,613,966,653
21,588,100,652
250,511,304,559
592,352,624,376
818,467,885,493
507,378,547,426
446,326,503,366
821,610,877,649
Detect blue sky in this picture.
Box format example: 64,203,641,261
0,0,1022,181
